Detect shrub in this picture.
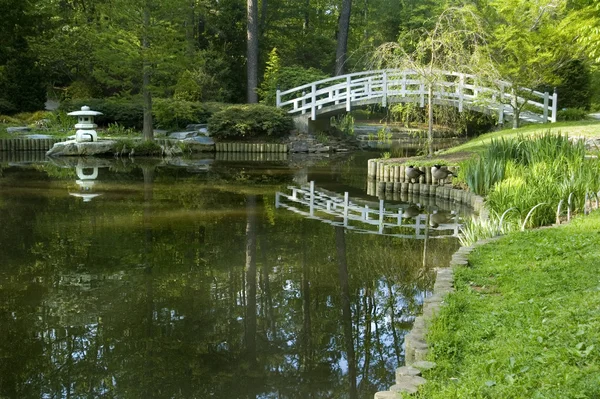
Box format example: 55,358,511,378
0,99,17,115
557,107,588,121
59,97,144,129
153,98,227,129
258,48,329,106
208,104,293,140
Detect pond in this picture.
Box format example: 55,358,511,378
0,152,462,399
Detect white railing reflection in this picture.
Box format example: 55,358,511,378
276,181,461,239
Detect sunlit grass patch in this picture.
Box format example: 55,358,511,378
421,211,600,399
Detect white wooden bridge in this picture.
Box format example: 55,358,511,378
276,69,557,131
275,182,461,239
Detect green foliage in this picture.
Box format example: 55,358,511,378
0,55,46,113
390,102,421,128
462,133,600,227
115,139,162,155
460,156,506,196
208,104,293,140
153,98,227,129
259,48,329,106
59,98,144,129
64,80,101,100
557,107,588,121
331,114,355,136
0,99,17,115
46,111,74,132
105,123,137,137
315,131,329,144
376,127,392,143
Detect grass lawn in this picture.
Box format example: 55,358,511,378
419,211,600,398
382,120,600,166
444,120,600,155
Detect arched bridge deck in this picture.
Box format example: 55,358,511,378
276,69,557,131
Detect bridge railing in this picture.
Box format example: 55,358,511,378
276,69,557,124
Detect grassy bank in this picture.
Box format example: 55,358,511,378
419,211,600,398
444,120,600,155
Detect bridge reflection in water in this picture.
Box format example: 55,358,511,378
276,181,462,239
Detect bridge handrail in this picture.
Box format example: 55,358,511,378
276,68,557,124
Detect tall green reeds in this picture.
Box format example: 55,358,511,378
461,132,600,228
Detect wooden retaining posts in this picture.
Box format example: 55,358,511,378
214,143,288,153
0,138,67,152
368,159,457,185
215,152,288,162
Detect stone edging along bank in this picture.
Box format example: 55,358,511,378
373,237,501,399
366,158,493,398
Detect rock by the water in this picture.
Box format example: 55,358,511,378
7,126,31,134
169,131,197,140
184,136,214,145
46,140,118,157
182,136,215,152
290,141,309,153
185,123,208,132
153,129,168,137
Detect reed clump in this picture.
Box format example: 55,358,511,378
460,132,600,229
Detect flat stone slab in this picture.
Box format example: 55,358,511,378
374,391,399,399
396,366,421,378
169,131,197,139
46,140,118,157
412,361,437,371
183,136,214,145
24,134,53,139
7,126,31,133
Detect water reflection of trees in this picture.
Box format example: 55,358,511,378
0,166,458,398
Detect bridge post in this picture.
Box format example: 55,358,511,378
420,83,425,107
551,88,558,123
346,76,351,112
276,89,281,107
458,74,464,112
498,85,505,126
311,84,317,120
382,71,388,107
302,91,306,115
543,91,549,123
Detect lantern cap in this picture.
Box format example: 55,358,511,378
68,105,103,116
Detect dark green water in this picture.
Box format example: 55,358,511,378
0,153,459,399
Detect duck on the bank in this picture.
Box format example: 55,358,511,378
405,165,425,183
431,165,455,185
429,211,452,227
402,204,422,219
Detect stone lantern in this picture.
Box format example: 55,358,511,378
68,105,103,143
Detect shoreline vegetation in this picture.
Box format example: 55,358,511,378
403,122,600,398
419,211,600,398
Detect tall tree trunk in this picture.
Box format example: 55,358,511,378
427,84,434,157
247,0,259,103
335,0,352,76
142,1,153,141
303,0,310,32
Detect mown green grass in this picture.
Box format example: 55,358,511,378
443,120,600,155
419,211,600,399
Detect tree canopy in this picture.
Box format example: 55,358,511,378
0,0,598,122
